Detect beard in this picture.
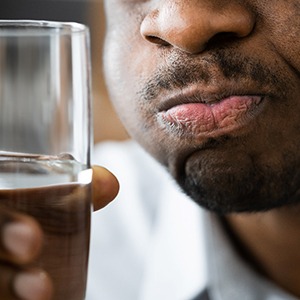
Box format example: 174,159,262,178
176,141,300,214
129,46,300,214
105,35,300,214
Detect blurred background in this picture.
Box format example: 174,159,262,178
0,0,129,143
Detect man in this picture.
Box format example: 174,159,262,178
94,1,299,299
1,0,300,299
99,0,300,298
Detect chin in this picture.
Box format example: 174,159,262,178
178,175,300,215
175,151,300,215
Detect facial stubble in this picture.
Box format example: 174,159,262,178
137,49,300,214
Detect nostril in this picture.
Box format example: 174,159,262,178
206,31,241,49
145,35,170,47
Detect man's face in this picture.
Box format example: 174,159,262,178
103,0,300,214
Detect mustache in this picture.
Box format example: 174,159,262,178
137,50,286,102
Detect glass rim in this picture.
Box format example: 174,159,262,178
0,20,88,36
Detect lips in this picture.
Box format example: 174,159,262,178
157,95,264,137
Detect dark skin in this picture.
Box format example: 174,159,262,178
103,0,300,297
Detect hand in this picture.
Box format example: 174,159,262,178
0,166,119,300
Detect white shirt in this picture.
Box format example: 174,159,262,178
86,140,297,300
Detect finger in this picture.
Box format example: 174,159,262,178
0,208,43,265
0,264,53,300
92,166,119,211
13,269,53,300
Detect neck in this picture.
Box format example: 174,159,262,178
225,204,300,298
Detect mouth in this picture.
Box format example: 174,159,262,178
156,88,266,138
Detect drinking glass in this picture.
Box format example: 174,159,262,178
0,20,92,300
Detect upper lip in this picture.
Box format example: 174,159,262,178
157,84,266,112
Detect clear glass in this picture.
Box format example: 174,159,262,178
0,20,92,300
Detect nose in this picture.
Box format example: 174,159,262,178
140,1,255,54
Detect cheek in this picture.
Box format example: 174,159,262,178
104,22,160,129
104,34,169,162
261,1,300,72
274,26,300,72
104,38,151,139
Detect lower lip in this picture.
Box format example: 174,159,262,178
157,96,264,137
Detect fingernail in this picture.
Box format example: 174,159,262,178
14,270,53,300
3,222,36,261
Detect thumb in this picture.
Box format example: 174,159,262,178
92,166,119,211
